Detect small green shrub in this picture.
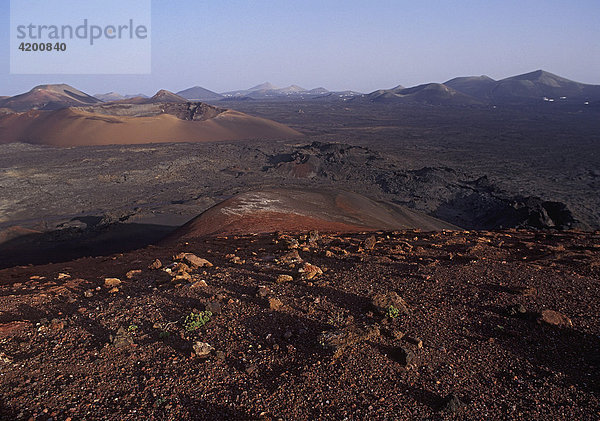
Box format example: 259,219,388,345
128,324,138,332
327,309,346,327
386,305,401,319
183,311,212,332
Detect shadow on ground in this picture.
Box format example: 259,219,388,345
0,217,177,269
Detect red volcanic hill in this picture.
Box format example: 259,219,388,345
173,188,458,239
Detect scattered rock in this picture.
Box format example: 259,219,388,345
0,352,13,363
439,393,465,413
193,341,214,358
256,286,271,298
153,270,175,286
111,327,134,349
364,235,377,250
391,346,414,367
172,271,192,282
392,329,405,340
509,285,537,296
104,278,122,288
405,336,423,349
538,309,573,327
308,230,320,244
318,324,380,353
215,350,226,362
190,280,208,288
279,250,302,264
258,411,276,421
148,259,162,270
172,262,191,274
245,364,258,375
506,304,528,318
57,273,71,280
49,319,64,331
280,237,299,249
84,290,93,298
269,297,283,311
371,292,410,317
205,301,222,315
276,274,294,283
226,254,244,264
125,270,142,279
169,263,192,282
299,262,323,280
174,253,213,268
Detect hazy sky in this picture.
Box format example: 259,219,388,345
1,0,599,96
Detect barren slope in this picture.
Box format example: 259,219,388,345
0,108,302,146
175,189,458,238
0,230,597,420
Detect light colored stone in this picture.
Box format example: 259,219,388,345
299,262,323,280
538,309,572,327
180,253,213,268
193,341,214,358
104,278,122,288
276,274,294,283
190,280,208,288
269,297,283,311
148,259,162,270
126,270,142,279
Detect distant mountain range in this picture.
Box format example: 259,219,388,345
219,82,357,99
2,70,599,112
90,84,355,102
366,70,600,105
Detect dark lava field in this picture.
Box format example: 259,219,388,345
0,101,599,267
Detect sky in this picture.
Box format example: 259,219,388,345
1,0,599,96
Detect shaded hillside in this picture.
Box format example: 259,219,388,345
444,75,497,100
0,84,102,111
445,70,600,104
490,70,600,103
177,86,224,101
366,83,481,105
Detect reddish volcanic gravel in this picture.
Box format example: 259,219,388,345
0,229,599,420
